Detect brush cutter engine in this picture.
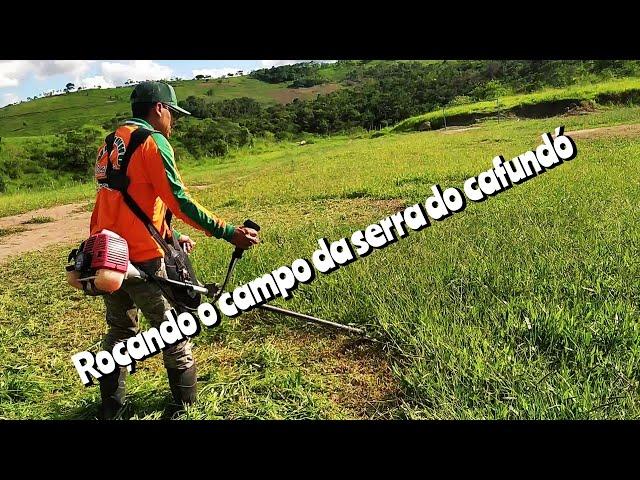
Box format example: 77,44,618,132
67,229,139,295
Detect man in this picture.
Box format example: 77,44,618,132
90,81,259,419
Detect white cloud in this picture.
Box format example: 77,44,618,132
0,61,32,88
75,61,173,91
0,92,20,107
77,75,115,90
192,67,242,79
0,60,95,89
33,60,94,80
100,60,173,84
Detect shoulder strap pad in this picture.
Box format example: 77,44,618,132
120,127,153,175
105,127,153,192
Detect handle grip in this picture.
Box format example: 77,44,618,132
232,219,261,259
242,219,261,232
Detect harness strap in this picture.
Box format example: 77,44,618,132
102,127,178,260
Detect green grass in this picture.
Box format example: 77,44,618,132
172,76,295,103
0,183,94,218
0,134,350,218
0,106,638,419
393,77,640,132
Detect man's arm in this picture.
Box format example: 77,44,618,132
144,132,236,241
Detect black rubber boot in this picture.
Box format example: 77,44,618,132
166,364,198,411
98,367,127,420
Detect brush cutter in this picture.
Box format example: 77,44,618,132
135,219,375,341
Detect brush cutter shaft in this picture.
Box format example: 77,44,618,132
219,258,238,296
257,304,366,335
132,266,210,295
155,277,209,295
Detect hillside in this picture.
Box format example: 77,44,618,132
4,60,640,139
3,60,640,194
0,74,343,137
393,78,640,132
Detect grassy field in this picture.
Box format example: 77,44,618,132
0,106,638,419
0,183,94,217
0,76,341,137
394,78,640,132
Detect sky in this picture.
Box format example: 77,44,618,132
0,60,324,108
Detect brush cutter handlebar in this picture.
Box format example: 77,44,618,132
232,219,261,259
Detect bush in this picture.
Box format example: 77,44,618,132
471,80,512,101
261,131,276,143
171,143,194,163
210,140,228,157
250,62,321,84
30,125,105,180
450,95,473,106
174,118,252,158
62,125,103,177
288,77,324,88
102,114,129,131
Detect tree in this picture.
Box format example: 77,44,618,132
47,125,104,179
64,82,75,93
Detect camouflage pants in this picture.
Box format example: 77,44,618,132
101,257,194,370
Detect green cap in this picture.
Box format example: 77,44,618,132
130,81,191,115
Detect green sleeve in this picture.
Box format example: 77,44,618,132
151,132,236,241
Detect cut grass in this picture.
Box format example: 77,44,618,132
0,243,398,420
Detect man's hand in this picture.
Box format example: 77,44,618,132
178,234,196,254
229,226,260,250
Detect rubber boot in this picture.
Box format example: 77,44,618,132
98,367,127,420
166,364,197,412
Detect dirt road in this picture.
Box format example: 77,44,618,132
0,203,91,264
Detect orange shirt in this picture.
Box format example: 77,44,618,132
90,119,235,262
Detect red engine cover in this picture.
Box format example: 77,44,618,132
83,232,129,273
